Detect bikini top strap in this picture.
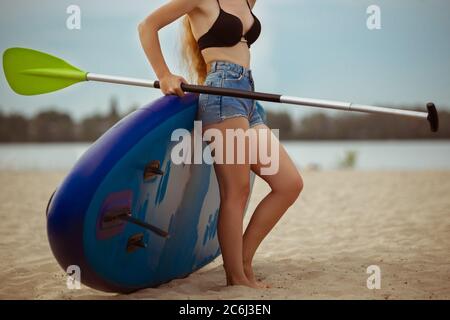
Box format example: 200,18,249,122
216,0,221,9
246,0,252,11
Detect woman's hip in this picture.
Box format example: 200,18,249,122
197,60,263,126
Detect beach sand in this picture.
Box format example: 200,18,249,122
0,170,449,300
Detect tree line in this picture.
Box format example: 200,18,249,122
0,98,123,142
0,99,448,142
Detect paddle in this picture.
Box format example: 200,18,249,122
3,47,439,132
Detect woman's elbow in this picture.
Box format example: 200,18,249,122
138,16,158,36
138,20,147,35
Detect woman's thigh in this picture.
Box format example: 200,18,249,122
203,117,252,201
249,124,302,193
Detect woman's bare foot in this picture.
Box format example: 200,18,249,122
244,263,271,288
226,275,261,289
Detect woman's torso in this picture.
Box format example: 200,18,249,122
188,0,260,70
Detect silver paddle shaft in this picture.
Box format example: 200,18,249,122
280,96,428,119
87,73,156,88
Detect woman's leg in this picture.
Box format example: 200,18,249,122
203,116,259,288
243,124,303,286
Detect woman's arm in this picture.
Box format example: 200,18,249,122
138,0,202,96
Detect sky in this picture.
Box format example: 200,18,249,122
1,0,449,121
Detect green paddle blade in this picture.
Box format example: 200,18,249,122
3,47,88,96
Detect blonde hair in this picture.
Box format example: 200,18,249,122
180,16,207,85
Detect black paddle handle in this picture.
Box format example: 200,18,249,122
427,103,439,132
153,81,281,103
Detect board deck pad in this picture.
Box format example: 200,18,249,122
46,94,266,293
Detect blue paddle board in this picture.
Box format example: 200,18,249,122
46,94,266,293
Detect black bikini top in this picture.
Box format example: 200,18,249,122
197,0,261,51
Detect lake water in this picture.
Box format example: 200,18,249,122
0,141,449,171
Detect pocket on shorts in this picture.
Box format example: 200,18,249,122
223,72,251,92
224,69,244,81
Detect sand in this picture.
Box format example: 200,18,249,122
0,170,449,300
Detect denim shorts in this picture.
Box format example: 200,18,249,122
197,61,265,127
